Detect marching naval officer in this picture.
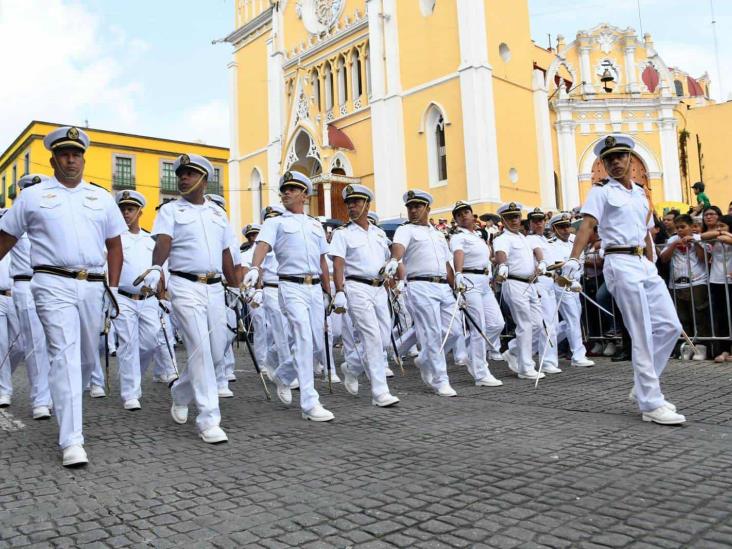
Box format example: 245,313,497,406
244,171,335,422
383,189,460,397
114,190,162,411
151,153,237,443
449,201,504,386
6,175,52,419
329,184,399,407
240,223,269,382
0,126,127,467
562,135,685,425
493,202,547,380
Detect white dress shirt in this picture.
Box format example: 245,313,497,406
493,230,537,278
450,228,492,272
9,233,32,278
256,212,328,277
527,233,557,265
393,223,450,278
0,178,127,270
329,221,390,278
152,198,234,274
0,254,11,289
119,230,156,294
664,235,708,289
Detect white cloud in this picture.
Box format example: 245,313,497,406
164,99,230,148
0,0,146,149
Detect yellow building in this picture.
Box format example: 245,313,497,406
0,121,229,231
225,2,729,228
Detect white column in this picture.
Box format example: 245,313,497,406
456,0,500,204
323,182,332,218
624,42,640,94
266,35,284,207
227,60,243,235
578,35,594,94
659,112,682,201
532,69,556,208
366,0,407,218
555,109,580,208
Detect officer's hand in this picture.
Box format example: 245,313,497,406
495,264,509,282
560,258,581,281
250,289,263,308
454,272,467,291
333,291,347,314
243,268,260,288
142,269,161,291
536,261,547,276
323,291,333,311
383,258,399,277
394,279,406,295
570,280,582,293
456,292,466,308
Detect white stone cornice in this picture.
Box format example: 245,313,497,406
282,17,368,70
225,6,274,46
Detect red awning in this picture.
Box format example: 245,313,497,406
327,124,355,150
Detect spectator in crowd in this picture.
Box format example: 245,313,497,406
690,182,711,215
435,218,448,233
661,209,680,241
701,214,732,362
660,214,711,344
701,205,722,233
429,218,436,228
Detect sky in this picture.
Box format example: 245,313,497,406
0,0,729,153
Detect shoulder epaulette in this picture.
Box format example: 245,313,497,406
334,222,350,231
155,199,177,212
595,178,610,187
88,181,109,192
240,242,253,252
547,236,557,243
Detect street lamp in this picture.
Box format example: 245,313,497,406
548,80,586,101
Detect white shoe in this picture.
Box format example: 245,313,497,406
454,355,469,367
590,342,603,355
171,404,188,424
218,388,234,398
302,403,335,422
263,364,276,382
341,364,359,396
502,350,520,374
518,370,546,380
475,373,503,387
603,342,616,357
436,384,457,397
692,344,707,361
89,385,106,398
314,363,324,376
328,372,342,384
487,351,503,361
384,367,395,378
152,375,166,383
629,387,677,412
32,405,51,419
0,394,11,407
407,346,419,358
571,358,595,367
226,373,237,382
275,377,292,406
372,393,400,407
642,406,686,425
541,365,563,374
123,399,141,411
62,445,88,467
290,378,300,390
200,426,228,444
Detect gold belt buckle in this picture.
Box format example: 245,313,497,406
207,271,217,280
633,246,644,256
303,275,313,285
430,276,439,283
197,273,207,283
371,279,380,287
77,269,88,280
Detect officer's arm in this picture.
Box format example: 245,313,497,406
250,241,271,269
320,254,331,295
152,234,172,267
569,215,597,259
453,250,465,273
105,236,123,287
0,231,18,261
390,243,405,261
222,248,239,286
495,251,508,265
533,247,544,262
446,262,455,286
333,256,346,293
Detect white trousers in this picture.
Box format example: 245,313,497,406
407,281,460,391
463,274,505,377
168,276,225,432
342,281,391,398
263,285,293,373
554,286,588,361
152,301,178,379
31,273,105,449
604,255,681,412
113,295,159,401
502,279,543,374
276,281,324,412
214,306,238,389
0,294,26,398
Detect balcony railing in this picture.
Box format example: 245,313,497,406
112,174,136,190
160,175,178,193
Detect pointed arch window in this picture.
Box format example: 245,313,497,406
350,50,362,100
311,70,321,112
424,105,449,186
324,64,334,111
337,56,348,105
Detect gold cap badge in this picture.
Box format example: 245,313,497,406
180,154,190,165
67,127,79,140
32,176,41,184
509,202,516,209
283,171,293,182
345,185,354,195
605,135,616,147
407,190,415,199
122,191,130,199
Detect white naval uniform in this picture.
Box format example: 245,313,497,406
114,230,161,402
582,179,681,412
8,232,52,409
329,221,392,398
218,237,240,388
0,177,127,449
260,249,294,377
450,228,505,377
393,223,459,391
241,245,268,379
256,211,328,413
552,234,590,362
152,198,233,432
493,230,543,375
0,252,25,400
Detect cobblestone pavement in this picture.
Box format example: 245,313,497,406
1,345,732,548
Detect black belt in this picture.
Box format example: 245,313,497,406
346,276,384,287
0,290,11,297
12,275,32,282
605,246,644,256
407,276,448,284
170,270,221,284
462,269,491,276
33,265,105,282
118,289,154,301
263,282,279,288
507,275,536,283
674,277,691,284
279,275,320,285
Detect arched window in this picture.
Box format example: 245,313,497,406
425,105,448,186
674,79,684,97
311,70,321,111
350,50,362,100
337,56,348,106
324,64,334,111
251,168,263,222
365,45,371,97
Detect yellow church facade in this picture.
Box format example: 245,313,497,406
226,1,729,229
0,121,229,231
